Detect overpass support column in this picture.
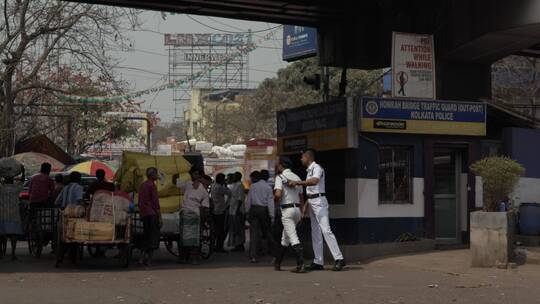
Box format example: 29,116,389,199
436,60,491,101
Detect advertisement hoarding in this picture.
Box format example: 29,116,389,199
164,33,251,46
282,25,317,61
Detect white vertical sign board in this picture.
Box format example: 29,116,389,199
391,32,436,99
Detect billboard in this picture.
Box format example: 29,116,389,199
164,33,251,46
391,32,436,99
282,25,317,61
277,100,352,153
360,97,486,136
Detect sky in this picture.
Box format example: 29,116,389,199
112,11,288,122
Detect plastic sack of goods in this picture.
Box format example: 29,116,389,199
114,151,192,213
63,205,86,218
89,190,130,225
64,190,130,241
0,158,22,178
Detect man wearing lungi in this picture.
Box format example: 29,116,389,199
174,166,210,265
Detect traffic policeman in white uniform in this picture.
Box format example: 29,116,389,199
289,149,346,271
273,156,306,273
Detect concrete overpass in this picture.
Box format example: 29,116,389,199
69,0,540,100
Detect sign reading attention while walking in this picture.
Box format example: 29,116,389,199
391,32,436,99
360,97,486,136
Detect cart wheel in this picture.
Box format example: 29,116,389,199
0,237,6,257
200,223,213,260
165,239,179,257
87,245,107,258
27,222,43,258
120,244,132,268
55,241,64,268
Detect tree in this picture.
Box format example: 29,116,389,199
0,0,140,156
199,58,383,144
14,67,142,155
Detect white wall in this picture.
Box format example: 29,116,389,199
330,178,424,219
511,177,540,205
475,176,540,207
475,176,483,208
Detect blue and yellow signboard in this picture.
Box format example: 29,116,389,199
277,100,349,154
360,97,486,136
282,25,318,61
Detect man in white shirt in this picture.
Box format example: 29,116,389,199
210,173,231,252
173,166,210,265
289,149,345,271
227,172,246,252
274,156,306,273
246,171,275,263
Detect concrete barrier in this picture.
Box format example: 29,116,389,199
470,211,516,267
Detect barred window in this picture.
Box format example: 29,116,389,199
378,146,412,204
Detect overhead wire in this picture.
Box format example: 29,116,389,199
205,16,245,31
186,15,282,34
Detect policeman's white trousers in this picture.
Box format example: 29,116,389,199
281,207,302,247
309,197,343,265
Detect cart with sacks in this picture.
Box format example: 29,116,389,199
132,209,213,260
55,190,132,268
116,151,213,261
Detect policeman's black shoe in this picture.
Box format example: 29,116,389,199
332,259,346,271
306,262,325,271
291,244,307,274
292,263,307,274
274,246,288,271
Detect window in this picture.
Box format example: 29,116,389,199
378,146,412,204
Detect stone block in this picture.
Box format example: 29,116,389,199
471,211,516,267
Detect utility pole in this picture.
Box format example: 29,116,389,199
67,117,73,155
214,98,229,144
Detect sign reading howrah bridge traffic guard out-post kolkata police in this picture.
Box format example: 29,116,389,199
277,100,349,154
392,32,436,99
360,97,486,136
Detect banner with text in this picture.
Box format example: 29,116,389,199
392,32,436,99
282,25,318,61
360,97,486,136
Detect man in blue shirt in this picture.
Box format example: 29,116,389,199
55,171,84,209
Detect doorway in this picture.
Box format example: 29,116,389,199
433,148,463,243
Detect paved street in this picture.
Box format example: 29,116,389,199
1,247,540,304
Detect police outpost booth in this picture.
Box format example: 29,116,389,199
277,97,539,257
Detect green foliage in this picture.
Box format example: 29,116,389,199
471,156,525,212
200,57,383,144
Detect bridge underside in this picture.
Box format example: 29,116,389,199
68,0,540,101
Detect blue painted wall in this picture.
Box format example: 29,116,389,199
504,127,540,178
358,133,425,178
298,218,424,244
